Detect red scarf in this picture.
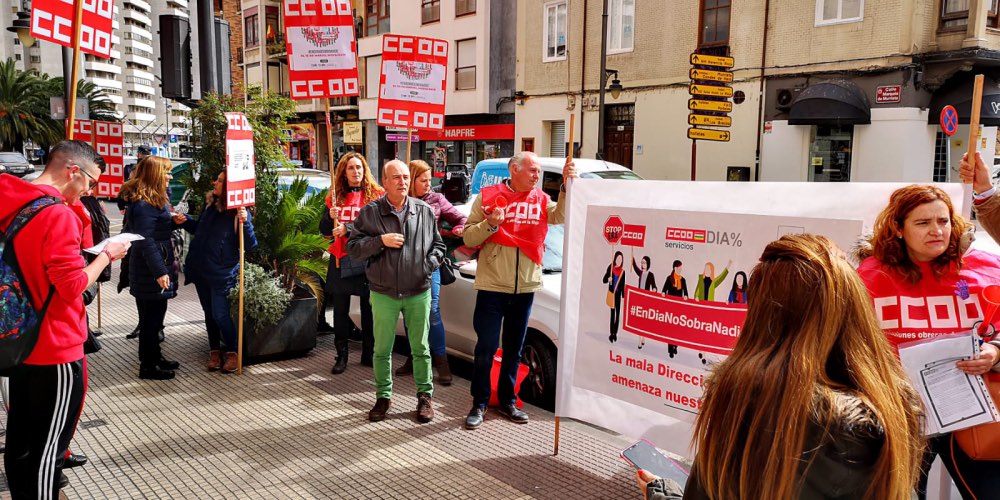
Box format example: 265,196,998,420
480,183,549,265
325,190,366,259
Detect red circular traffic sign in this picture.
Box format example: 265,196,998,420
604,216,624,244
940,105,959,136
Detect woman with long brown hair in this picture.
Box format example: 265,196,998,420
858,184,1000,499
118,156,182,380
678,234,924,499
320,152,383,374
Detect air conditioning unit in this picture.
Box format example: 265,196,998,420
775,88,801,111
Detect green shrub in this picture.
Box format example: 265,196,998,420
229,262,291,334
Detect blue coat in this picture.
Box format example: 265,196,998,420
181,204,257,290
127,201,179,299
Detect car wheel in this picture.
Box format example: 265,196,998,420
520,332,556,410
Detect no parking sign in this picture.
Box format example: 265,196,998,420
941,105,959,136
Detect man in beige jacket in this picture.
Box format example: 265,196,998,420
462,152,575,429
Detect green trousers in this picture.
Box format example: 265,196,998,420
370,290,432,399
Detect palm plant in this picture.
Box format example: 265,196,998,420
260,177,331,296
0,59,62,151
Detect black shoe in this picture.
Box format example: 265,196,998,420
64,453,88,469
158,329,165,343
56,471,68,490
497,403,529,424
156,356,180,370
331,354,348,375
464,405,486,430
126,325,139,339
139,366,175,380
91,328,103,337
317,321,335,335
349,325,363,342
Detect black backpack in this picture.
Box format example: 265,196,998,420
0,196,59,372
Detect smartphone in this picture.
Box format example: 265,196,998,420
621,439,689,486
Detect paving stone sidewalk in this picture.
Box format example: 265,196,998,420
2,257,638,498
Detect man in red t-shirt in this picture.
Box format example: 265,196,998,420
0,140,129,499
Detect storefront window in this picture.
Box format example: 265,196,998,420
808,125,853,182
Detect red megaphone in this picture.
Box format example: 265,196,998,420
977,285,1000,337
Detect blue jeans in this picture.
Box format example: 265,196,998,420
400,268,447,356
471,290,534,407
195,282,238,353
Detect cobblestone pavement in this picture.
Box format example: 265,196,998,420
1,210,639,498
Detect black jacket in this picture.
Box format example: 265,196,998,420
127,201,178,300
347,196,446,299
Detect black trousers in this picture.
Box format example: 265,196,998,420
330,291,373,352
136,298,168,367
917,433,1000,500
5,359,85,500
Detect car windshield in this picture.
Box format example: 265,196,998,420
277,173,331,197
542,224,564,273
0,153,25,162
581,170,643,180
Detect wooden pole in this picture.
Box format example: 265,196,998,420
691,140,697,181
963,74,985,219
65,0,84,139
406,128,412,164
326,98,340,268
553,416,561,455
237,219,245,375
567,114,575,162
96,286,102,330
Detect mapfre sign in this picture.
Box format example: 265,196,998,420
283,0,359,99
377,34,449,131
31,0,114,59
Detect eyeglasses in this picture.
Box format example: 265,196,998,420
72,165,99,190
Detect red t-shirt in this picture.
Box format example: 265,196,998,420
857,250,1000,352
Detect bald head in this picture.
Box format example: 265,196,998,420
383,159,411,206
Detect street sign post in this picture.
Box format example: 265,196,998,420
689,68,733,83
689,84,733,98
688,99,733,113
690,53,735,68
687,128,731,142
688,114,732,127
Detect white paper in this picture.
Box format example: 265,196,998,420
84,233,144,255
897,333,999,435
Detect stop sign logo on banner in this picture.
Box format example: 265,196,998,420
604,216,624,244
225,112,256,209
30,0,114,59
282,0,359,99
377,34,449,131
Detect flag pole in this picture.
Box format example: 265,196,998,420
406,128,412,164
65,0,84,139
237,217,245,375
554,113,575,457
326,97,340,268
963,74,985,220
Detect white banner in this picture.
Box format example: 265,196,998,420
557,180,967,459
380,61,446,105
287,26,356,72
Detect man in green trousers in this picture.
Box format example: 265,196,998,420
348,160,446,423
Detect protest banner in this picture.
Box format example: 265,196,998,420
73,119,124,198
377,34,449,132
224,112,255,375
556,181,967,458
30,0,113,59
282,0,359,99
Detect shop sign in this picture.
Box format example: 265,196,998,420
344,121,363,144
421,124,515,141
875,85,901,104
386,133,419,142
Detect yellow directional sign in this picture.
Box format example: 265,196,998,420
688,128,731,142
690,53,735,68
688,99,733,113
689,68,733,83
688,114,732,127
689,84,733,98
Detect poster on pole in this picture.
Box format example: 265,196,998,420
377,34,448,131
282,0,359,99
225,112,255,209
73,119,124,198
30,0,114,59
557,181,967,459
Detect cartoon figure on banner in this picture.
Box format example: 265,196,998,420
603,250,627,343
661,259,688,357
630,250,657,349
728,271,748,304
695,260,732,302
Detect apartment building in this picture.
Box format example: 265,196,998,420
517,1,1000,183
356,0,516,173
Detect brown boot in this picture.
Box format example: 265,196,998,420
207,350,222,371
221,352,238,373
416,393,434,423
432,354,452,386
395,356,413,376
368,398,392,422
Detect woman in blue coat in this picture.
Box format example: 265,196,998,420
176,170,257,373
118,156,181,380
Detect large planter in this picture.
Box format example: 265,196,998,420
243,295,318,363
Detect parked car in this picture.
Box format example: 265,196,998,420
276,167,331,198
470,156,642,201
0,152,34,177
432,163,472,204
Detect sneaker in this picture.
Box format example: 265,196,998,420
416,393,434,423
464,405,486,430
497,403,528,424
368,398,392,422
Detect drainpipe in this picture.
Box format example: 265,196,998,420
753,0,771,182
579,0,587,156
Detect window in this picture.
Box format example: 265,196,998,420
543,2,567,62
455,38,476,90
548,120,566,157
456,0,476,16
816,0,863,25
699,0,730,47
422,0,440,24
365,0,390,37
13,37,19,46
940,0,1000,30
245,13,259,47
607,0,634,53
808,125,853,182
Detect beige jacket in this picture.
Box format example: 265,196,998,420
972,192,1000,368
463,185,566,294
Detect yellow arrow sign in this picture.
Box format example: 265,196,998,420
688,128,731,142
688,114,732,127
690,53,735,68
689,84,733,98
689,68,734,83
688,99,733,112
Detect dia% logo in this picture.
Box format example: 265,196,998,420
707,231,743,247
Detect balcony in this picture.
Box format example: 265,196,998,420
127,80,155,95
84,61,121,74
91,77,123,91
125,54,154,68
124,0,151,13
128,97,156,109
131,112,156,122
128,68,154,81
266,34,287,58
126,39,154,55
123,9,151,26
124,24,153,42
168,0,188,8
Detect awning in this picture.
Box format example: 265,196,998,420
927,74,1000,126
788,79,871,126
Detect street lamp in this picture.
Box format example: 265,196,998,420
7,11,35,48
596,0,625,159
